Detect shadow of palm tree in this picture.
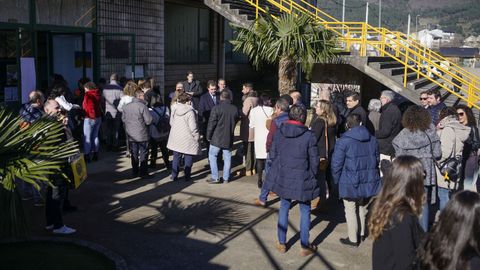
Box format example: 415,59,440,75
132,196,250,236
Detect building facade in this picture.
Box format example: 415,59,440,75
0,0,254,104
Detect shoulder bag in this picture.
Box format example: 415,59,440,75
319,119,329,171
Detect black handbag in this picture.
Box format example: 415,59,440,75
425,131,461,192
437,157,461,183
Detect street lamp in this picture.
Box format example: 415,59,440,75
378,0,382,28
415,15,420,35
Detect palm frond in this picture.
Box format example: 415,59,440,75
230,12,338,94
0,107,79,238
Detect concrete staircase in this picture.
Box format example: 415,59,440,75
205,0,470,110
364,57,462,107
204,0,282,28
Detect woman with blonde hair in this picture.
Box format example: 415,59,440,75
369,155,425,270
309,100,337,208
170,82,185,111
118,81,139,157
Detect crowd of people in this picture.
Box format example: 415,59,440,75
16,71,480,268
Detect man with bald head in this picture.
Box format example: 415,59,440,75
20,90,45,125
19,90,45,204
290,91,306,109
43,98,77,234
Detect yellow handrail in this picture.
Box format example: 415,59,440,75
242,0,480,109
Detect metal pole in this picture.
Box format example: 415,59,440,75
365,2,369,25
342,0,346,36
415,15,420,34
407,13,411,38
378,0,382,28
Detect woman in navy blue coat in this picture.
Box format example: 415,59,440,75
265,105,320,256
331,114,381,246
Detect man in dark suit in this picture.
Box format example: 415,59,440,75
182,71,203,110
199,80,218,148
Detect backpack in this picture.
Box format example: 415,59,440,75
152,106,170,141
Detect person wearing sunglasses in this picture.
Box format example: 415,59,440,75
419,91,429,109
456,104,480,192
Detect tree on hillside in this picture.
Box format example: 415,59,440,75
230,12,337,95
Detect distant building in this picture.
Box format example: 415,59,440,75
439,47,480,68
417,29,462,49
464,35,480,48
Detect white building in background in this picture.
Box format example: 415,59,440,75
416,29,461,49
464,35,480,48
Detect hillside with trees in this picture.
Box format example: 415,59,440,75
316,0,480,36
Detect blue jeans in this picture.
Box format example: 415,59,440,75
172,151,193,179
129,141,149,175
259,184,269,203
438,187,450,211
83,117,102,155
278,198,311,248
420,186,433,231
258,154,271,203
209,145,232,181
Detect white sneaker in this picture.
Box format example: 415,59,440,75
53,225,76,234
45,225,54,230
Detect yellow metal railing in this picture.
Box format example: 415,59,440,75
243,0,480,109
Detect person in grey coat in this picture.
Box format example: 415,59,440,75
167,93,201,181
122,89,153,178
102,73,124,151
392,105,441,231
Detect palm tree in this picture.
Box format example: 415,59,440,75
230,12,337,96
0,108,78,238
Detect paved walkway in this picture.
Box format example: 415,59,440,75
24,140,372,270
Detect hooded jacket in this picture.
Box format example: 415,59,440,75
264,121,320,202
393,125,441,186
167,103,201,156
331,126,381,199
435,116,471,189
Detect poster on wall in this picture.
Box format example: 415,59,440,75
75,51,92,68
20,57,36,104
125,65,144,79
310,83,360,108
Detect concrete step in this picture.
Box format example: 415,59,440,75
408,77,437,90
391,67,415,76
367,56,395,64
378,62,404,69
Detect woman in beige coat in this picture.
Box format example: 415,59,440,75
241,90,258,176
167,93,201,181
435,107,470,211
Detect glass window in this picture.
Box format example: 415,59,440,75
165,3,211,64
224,20,248,64
0,31,17,59
36,0,95,28
0,0,29,24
